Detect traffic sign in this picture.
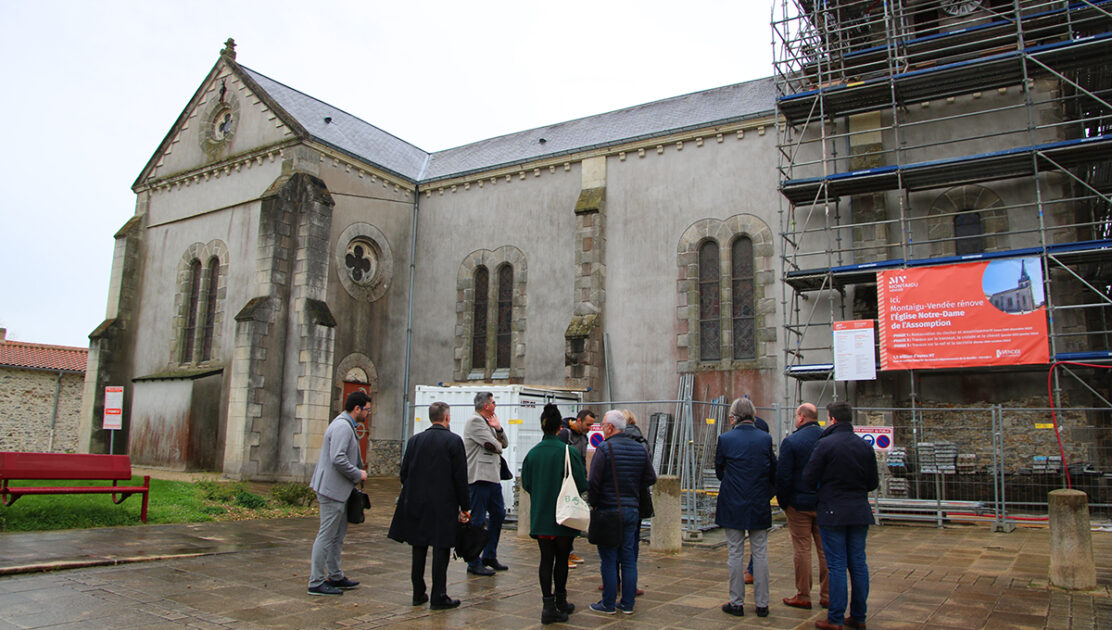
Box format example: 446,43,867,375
853,426,894,452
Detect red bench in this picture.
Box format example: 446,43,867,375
0,452,150,523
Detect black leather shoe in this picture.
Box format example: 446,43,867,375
430,596,461,610
327,577,359,590
467,564,495,576
757,606,769,618
721,603,744,617
412,593,428,606
482,558,509,571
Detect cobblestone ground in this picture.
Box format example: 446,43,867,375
0,478,1108,629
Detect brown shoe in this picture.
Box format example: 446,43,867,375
569,553,584,564
744,572,754,585
782,595,813,609
845,618,866,629
820,598,830,608
815,621,843,630
568,559,578,569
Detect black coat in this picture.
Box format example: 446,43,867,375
775,421,823,511
588,433,656,510
714,422,776,530
802,422,879,527
388,424,470,548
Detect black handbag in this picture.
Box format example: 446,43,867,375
499,455,514,480
346,485,371,524
638,485,655,519
587,443,625,547
455,521,489,562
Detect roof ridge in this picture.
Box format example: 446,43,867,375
0,339,89,352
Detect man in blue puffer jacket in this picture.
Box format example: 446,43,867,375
803,401,878,630
587,410,656,616
776,402,829,610
715,397,776,618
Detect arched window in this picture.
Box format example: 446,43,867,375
954,211,984,255
496,264,513,369
699,240,721,361
471,266,489,369
182,259,202,362
201,257,220,361
731,237,756,360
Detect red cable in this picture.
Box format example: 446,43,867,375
1046,361,1112,490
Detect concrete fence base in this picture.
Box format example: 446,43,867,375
1048,488,1097,591
650,475,682,553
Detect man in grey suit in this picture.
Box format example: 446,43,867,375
307,391,369,596
463,391,509,576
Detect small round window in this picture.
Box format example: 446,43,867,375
345,239,379,285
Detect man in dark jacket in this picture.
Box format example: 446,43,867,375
587,410,656,615
803,401,878,630
388,401,471,610
714,397,776,618
776,402,829,610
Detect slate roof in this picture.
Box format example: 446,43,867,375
0,337,88,373
422,77,778,182
241,67,430,182
242,63,776,184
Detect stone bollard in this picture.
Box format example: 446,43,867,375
650,475,682,553
1048,489,1096,590
517,487,531,537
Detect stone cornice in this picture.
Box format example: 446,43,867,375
420,115,777,198
136,140,300,195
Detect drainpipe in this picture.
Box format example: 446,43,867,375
401,184,420,455
49,371,63,452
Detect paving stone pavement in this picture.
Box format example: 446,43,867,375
0,478,1109,629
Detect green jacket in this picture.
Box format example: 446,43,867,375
521,434,588,537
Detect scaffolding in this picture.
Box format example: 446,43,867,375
772,0,1112,413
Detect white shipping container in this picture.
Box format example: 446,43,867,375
412,385,584,516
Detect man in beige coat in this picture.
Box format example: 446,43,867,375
463,391,510,576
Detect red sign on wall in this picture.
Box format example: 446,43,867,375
878,258,1049,370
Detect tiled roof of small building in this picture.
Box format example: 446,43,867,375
0,335,88,373
242,63,776,184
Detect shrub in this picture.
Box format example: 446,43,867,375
271,482,316,507
234,490,268,509
195,480,246,502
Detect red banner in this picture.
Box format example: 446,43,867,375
878,258,1049,370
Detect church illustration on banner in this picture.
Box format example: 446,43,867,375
985,258,1045,315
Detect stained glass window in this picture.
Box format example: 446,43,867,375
955,211,984,255
732,237,756,360
472,266,489,369
496,264,513,369
201,257,219,362
699,240,721,361
182,259,202,362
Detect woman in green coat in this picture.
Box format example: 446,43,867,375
521,403,588,624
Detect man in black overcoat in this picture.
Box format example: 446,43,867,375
388,401,471,610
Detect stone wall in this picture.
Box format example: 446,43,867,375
365,438,402,477
0,368,85,453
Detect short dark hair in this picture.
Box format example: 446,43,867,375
429,401,449,423
827,401,853,424
577,409,596,423
344,391,369,412
541,403,563,435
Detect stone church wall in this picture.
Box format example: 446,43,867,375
0,368,85,453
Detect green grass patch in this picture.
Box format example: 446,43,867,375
0,478,315,532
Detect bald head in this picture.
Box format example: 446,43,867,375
795,403,818,428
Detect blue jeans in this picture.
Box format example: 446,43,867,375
820,525,869,625
468,481,505,566
597,506,640,611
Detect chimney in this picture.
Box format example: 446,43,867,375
0,328,6,342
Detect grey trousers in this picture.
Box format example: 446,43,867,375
725,527,769,607
309,494,348,587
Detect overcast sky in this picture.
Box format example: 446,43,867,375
0,0,775,348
